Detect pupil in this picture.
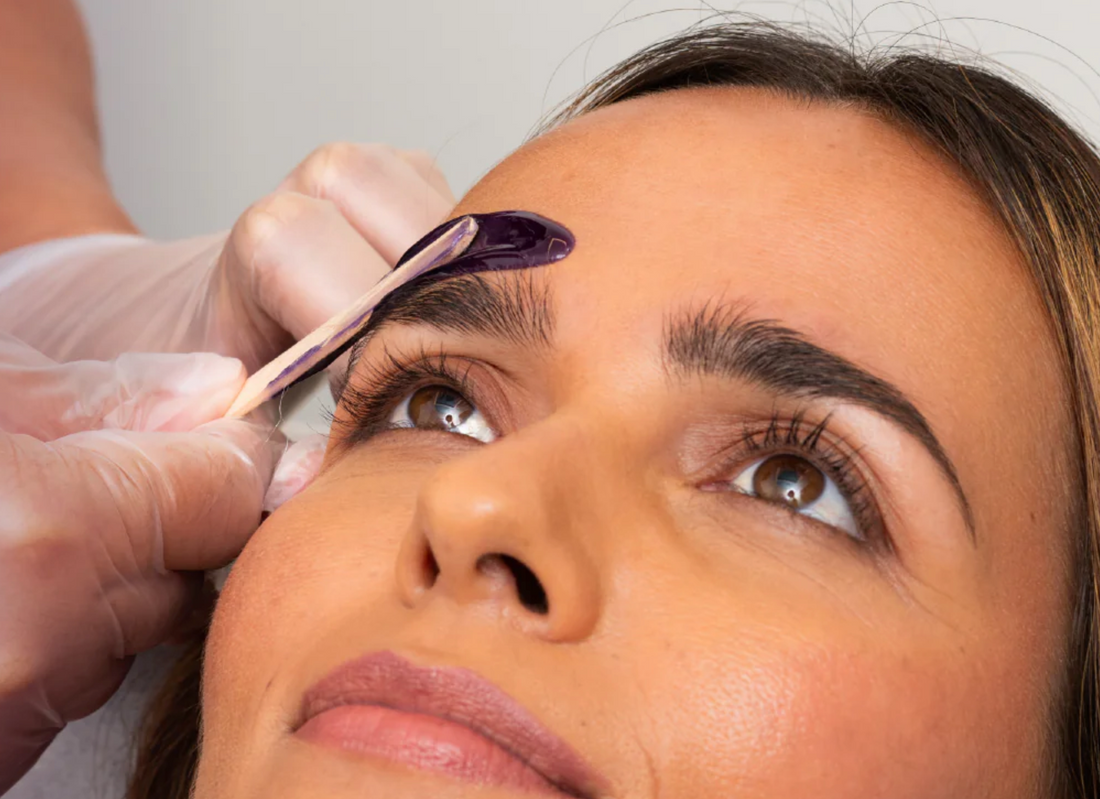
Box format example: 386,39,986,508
752,455,825,508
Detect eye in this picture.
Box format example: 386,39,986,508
388,385,496,443
729,454,859,538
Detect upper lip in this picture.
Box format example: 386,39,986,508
295,650,604,797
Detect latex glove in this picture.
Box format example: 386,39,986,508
0,334,323,794
0,144,454,369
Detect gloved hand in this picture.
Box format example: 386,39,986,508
0,333,324,794
0,144,455,370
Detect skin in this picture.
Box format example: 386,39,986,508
195,87,1079,798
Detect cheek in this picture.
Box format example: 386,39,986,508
598,517,1057,799
633,607,1052,798
202,456,423,742
198,438,1061,798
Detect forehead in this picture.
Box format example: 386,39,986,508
461,88,1031,338
448,86,1071,532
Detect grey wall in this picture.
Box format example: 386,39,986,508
75,0,1100,240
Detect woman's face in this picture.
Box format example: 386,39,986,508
196,88,1077,798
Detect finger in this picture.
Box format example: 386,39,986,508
0,348,246,439
265,433,327,511
47,418,277,572
19,568,198,681
108,569,203,655
0,427,229,733
398,149,457,205
278,142,454,264
0,332,55,368
228,191,394,343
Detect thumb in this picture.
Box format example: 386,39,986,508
0,416,278,779
101,352,246,432
39,417,278,572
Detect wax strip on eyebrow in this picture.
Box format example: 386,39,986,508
223,210,575,418
396,209,574,278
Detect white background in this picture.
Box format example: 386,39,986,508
11,2,1100,797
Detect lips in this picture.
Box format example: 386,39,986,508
293,651,603,797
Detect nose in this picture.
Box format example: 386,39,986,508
395,420,605,641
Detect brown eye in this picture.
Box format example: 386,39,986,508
408,386,473,431
752,454,825,508
728,450,860,538
393,385,496,443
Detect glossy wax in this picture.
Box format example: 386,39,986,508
258,211,572,401
396,210,575,280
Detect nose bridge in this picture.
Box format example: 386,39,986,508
502,412,612,523
395,412,621,641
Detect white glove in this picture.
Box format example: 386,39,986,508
0,334,322,793
0,144,455,370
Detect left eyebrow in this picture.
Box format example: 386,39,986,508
665,302,976,539
354,270,555,352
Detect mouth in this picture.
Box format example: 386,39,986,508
293,650,602,797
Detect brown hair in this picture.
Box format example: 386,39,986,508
129,20,1100,798
127,636,202,799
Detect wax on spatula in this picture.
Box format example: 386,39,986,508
224,215,479,418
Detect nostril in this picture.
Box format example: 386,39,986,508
422,546,440,588
475,553,550,615
499,554,549,615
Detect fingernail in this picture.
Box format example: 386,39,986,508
197,418,278,487
170,354,247,401
149,355,245,426
110,353,248,432
265,434,326,511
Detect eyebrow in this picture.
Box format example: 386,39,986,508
665,301,975,537
345,275,975,538
354,270,554,352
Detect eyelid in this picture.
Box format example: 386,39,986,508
334,348,894,551
697,413,890,550
330,345,512,451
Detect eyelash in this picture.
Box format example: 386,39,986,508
334,352,886,546
330,346,478,447
734,411,885,546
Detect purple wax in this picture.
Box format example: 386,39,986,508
395,210,575,279
273,211,575,397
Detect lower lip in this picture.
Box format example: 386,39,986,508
296,704,561,795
